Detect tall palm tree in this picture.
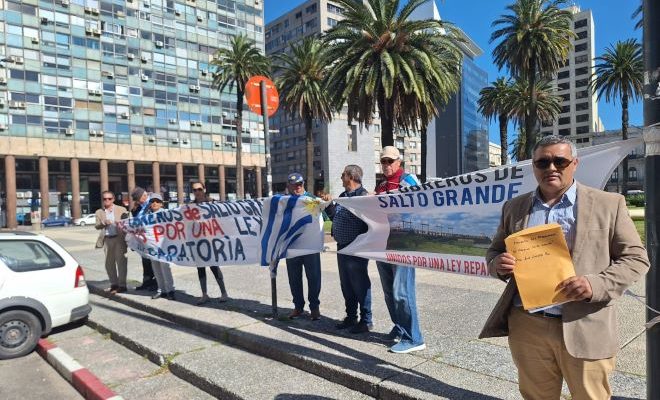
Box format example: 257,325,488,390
274,36,333,191
211,34,269,199
491,0,573,159
324,0,462,148
478,77,514,165
507,77,563,130
631,2,643,30
510,128,527,162
591,39,644,194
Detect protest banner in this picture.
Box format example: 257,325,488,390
120,195,324,267
334,139,641,277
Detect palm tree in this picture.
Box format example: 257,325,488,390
324,0,462,148
591,39,644,194
478,77,514,165
491,0,573,159
211,34,269,199
274,36,333,191
510,129,527,162
631,2,642,30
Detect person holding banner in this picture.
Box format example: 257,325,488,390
146,193,176,300
131,186,157,292
323,165,372,333
285,172,322,321
374,146,425,353
95,191,129,295
191,181,230,305
480,135,649,399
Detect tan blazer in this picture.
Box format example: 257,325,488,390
95,205,128,249
479,183,649,359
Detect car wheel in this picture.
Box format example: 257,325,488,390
80,222,86,227
0,310,42,360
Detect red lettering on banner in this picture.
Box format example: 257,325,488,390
153,222,187,242
192,219,225,238
183,207,201,221
450,258,460,273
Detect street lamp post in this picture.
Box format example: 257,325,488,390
644,1,659,399
260,81,273,197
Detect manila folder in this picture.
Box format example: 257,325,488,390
504,223,576,310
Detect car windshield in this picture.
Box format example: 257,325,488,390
0,240,66,272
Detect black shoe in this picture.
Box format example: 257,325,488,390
349,321,374,334
166,291,176,300
335,317,358,330
151,292,163,299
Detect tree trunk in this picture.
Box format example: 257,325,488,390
378,92,394,147
621,92,629,194
524,61,538,160
420,125,427,182
304,112,315,194
498,114,508,165
236,89,244,199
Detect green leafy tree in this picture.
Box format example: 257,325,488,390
211,34,269,199
478,77,514,165
591,39,644,194
324,0,462,149
491,0,573,159
274,36,333,190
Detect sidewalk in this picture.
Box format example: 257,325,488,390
44,226,647,399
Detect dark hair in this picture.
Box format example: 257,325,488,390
191,181,205,190
343,165,363,183
533,135,577,158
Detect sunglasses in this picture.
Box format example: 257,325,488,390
192,188,204,192
380,158,396,165
103,197,114,201
533,157,574,170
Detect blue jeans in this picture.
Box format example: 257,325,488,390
286,253,321,311
376,261,423,344
337,253,372,324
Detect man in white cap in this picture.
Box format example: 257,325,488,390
375,146,425,353
285,172,322,321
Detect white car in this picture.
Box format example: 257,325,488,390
0,232,90,359
73,213,96,227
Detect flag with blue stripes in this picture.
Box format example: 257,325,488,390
260,195,324,266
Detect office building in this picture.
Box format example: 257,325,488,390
410,1,489,179
540,6,605,141
265,0,380,194
0,0,266,228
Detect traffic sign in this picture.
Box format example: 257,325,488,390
245,75,279,117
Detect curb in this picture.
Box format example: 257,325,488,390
36,338,123,400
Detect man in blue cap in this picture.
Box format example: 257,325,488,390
285,172,322,321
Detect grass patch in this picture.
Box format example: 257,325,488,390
634,220,645,245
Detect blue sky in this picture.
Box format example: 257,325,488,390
264,0,643,145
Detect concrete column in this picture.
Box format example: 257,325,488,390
39,157,49,218
127,160,135,210
218,165,226,201
70,158,81,219
255,167,262,198
152,161,160,194
5,156,17,229
99,159,109,192
198,164,205,185
176,162,184,205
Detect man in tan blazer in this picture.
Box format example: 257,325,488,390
480,135,649,400
95,190,129,295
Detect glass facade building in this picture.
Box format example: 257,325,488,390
0,0,266,228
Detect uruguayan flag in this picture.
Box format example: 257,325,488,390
260,195,324,266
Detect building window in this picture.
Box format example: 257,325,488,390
305,3,317,13
610,169,618,182
558,128,571,136
575,43,588,52
558,117,570,125
574,54,588,64
561,93,571,101
305,18,317,30
327,17,338,27
558,81,570,91
575,90,588,99
575,66,589,76
576,125,589,134
576,30,588,40
576,102,589,111
327,3,345,15
576,114,589,123
557,71,570,79
574,19,587,29
629,167,637,181
575,78,589,88
561,105,570,113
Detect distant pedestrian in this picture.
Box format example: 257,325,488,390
95,191,128,295
191,181,229,305
375,146,425,353
323,165,372,333
146,194,175,300
131,186,157,291
285,172,322,321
